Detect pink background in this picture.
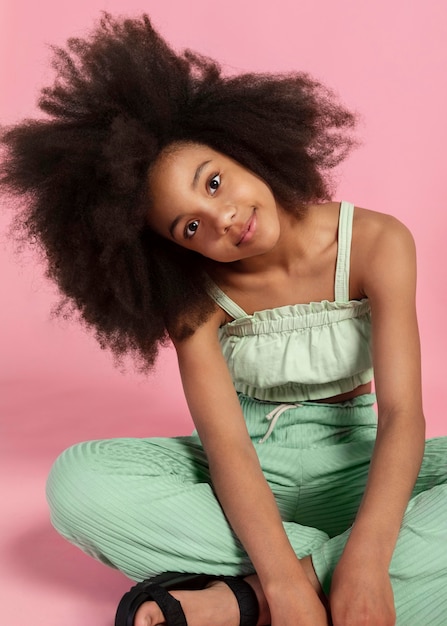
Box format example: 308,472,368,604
1,1,446,624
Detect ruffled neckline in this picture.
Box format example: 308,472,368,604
222,298,370,328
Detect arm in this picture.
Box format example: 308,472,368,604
173,308,329,625
330,213,426,625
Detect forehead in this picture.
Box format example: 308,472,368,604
151,143,219,185
147,143,218,223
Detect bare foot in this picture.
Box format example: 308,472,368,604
134,556,324,626
134,580,241,626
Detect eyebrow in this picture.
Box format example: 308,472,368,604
192,159,212,189
168,159,212,239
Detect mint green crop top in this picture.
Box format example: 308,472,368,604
209,201,373,402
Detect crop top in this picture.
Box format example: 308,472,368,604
208,201,373,402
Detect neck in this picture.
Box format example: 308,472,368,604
232,205,318,275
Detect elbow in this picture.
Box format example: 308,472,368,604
377,406,426,440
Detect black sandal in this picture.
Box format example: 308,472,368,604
114,571,260,626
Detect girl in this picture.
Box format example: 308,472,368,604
1,14,446,626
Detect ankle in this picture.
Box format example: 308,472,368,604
171,583,239,626
243,575,270,625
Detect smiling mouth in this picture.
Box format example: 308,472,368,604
237,210,257,246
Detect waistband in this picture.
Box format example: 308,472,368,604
238,393,378,448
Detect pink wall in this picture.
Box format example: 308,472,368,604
1,0,446,438
1,3,446,625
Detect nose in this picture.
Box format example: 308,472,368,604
212,203,236,234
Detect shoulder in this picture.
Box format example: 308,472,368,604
171,303,226,354
353,206,414,245
351,206,416,297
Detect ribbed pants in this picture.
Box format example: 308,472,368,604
47,394,447,625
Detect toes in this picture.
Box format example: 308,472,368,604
134,600,164,626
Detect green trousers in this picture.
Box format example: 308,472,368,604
47,394,447,625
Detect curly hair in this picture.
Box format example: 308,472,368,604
0,13,358,370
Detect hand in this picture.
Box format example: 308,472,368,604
330,553,396,626
268,582,330,626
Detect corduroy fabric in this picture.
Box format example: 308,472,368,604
47,393,447,624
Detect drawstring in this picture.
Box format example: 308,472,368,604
258,403,302,444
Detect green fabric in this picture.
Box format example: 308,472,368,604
47,395,447,624
209,201,374,402
46,197,447,623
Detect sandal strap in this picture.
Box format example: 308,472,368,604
115,580,187,626
220,577,260,626
147,585,187,626
115,572,259,626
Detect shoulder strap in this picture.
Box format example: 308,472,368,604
209,203,355,312
334,201,355,302
207,282,249,320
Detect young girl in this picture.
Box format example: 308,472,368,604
2,14,446,626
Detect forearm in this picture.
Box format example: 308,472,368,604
207,437,311,593
346,408,425,564
175,327,315,597
175,325,325,615
354,216,426,564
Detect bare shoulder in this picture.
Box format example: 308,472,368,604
354,206,414,245
171,303,225,356
354,206,410,235
351,206,417,297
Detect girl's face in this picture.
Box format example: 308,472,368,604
147,143,281,263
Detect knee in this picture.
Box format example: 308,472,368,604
46,441,124,564
46,441,101,541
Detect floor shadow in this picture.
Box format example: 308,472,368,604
6,521,130,603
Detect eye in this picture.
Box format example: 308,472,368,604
184,220,200,239
208,173,221,195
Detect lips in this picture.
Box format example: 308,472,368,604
237,210,257,246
